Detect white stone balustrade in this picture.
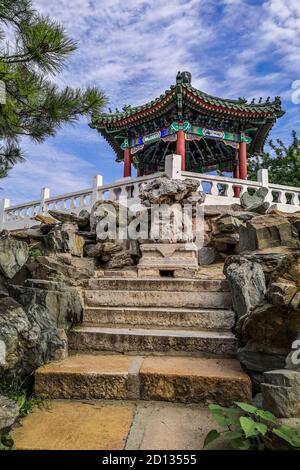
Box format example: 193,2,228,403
1,154,300,231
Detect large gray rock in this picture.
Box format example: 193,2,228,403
240,187,270,214
48,210,89,228
139,177,202,206
44,225,85,257
198,247,218,266
0,297,65,377
0,239,29,279
216,215,244,233
262,370,300,418
27,255,96,286
0,273,8,298
239,214,299,252
0,395,19,435
224,256,266,317
11,282,82,329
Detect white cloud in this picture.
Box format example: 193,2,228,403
0,141,96,204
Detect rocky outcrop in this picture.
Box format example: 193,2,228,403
48,209,90,229
240,187,270,214
223,207,300,403
139,177,202,206
0,297,65,378
262,370,300,418
0,239,29,279
0,395,19,436
11,281,83,330
239,214,299,252
224,256,266,318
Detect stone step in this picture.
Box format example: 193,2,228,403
35,354,251,405
87,278,229,292
68,326,237,356
83,289,232,309
83,306,235,330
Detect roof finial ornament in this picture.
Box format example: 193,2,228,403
259,97,263,104
251,98,255,104
176,71,192,85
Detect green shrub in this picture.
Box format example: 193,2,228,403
204,402,300,450
0,375,45,418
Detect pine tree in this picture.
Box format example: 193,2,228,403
248,131,300,187
0,0,107,177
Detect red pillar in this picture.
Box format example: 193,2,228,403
176,129,186,171
124,148,131,177
239,141,247,180
233,162,240,198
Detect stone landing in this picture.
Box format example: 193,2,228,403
35,354,251,405
12,400,230,450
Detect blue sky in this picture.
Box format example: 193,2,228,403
1,0,300,204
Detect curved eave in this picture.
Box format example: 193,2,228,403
183,86,283,120
95,87,177,129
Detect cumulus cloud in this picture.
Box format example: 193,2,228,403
1,0,300,204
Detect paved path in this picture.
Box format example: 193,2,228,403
12,399,228,450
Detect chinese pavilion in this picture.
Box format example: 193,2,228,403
90,71,284,181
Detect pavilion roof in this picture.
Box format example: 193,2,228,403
90,71,285,160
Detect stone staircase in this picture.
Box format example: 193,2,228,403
34,274,252,406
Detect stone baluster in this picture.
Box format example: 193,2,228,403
40,187,50,214
210,181,219,196
92,175,103,205
0,198,10,228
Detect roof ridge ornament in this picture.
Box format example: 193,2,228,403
176,71,192,85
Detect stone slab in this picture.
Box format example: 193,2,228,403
139,356,251,405
35,354,139,399
12,400,134,450
83,289,232,309
87,277,230,292
68,326,237,356
12,400,230,450
125,401,230,450
83,306,235,330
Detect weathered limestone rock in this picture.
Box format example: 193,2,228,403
216,215,244,233
0,239,29,279
262,370,300,418
238,342,287,373
239,214,299,252
11,282,83,329
238,341,287,389
85,242,123,258
0,273,8,298
26,228,44,240
236,249,296,282
44,225,85,257
27,255,96,286
0,297,65,377
33,214,57,225
48,210,89,229
0,395,19,435
224,256,266,317
139,177,201,206
240,187,270,214
198,247,218,266
237,302,300,349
